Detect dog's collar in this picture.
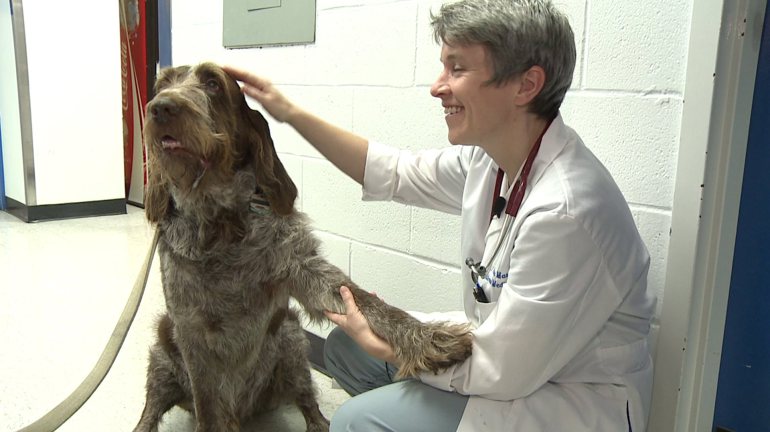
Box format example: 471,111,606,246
249,193,272,215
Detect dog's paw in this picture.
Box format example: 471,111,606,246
394,322,473,378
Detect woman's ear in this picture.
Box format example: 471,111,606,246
514,65,546,107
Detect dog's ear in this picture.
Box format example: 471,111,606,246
240,98,297,215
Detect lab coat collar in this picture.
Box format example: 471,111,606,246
527,112,568,189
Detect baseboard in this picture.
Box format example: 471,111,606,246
4,197,127,222
305,330,329,377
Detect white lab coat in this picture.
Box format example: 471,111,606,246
362,114,657,431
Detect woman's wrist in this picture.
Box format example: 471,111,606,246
282,103,303,125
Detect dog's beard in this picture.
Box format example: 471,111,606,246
165,157,206,190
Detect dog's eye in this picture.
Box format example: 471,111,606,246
205,79,221,93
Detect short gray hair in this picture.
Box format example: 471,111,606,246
431,0,576,119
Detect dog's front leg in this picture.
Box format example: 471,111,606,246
177,339,240,432
189,369,240,431
288,256,473,378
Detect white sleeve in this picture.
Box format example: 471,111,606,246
362,141,472,215
419,211,622,400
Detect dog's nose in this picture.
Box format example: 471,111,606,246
148,96,179,123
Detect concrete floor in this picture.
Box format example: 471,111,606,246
0,205,349,431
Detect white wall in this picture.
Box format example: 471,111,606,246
170,0,691,339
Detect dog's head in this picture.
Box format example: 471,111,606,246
143,62,297,222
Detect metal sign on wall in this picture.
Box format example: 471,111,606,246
223,0,316,48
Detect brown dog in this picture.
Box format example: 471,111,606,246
133,62,472,432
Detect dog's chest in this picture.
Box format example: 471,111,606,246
157,220,283,323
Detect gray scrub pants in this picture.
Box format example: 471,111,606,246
323,327,469,432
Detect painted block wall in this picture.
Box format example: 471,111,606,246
170,0,691,337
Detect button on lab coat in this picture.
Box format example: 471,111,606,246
362,114,657,431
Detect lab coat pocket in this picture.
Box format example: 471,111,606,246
598,338,649,376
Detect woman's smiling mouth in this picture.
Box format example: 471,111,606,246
444,106,464,116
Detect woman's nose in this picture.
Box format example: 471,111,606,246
430,72,449,98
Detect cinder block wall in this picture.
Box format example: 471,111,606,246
171,0,692,337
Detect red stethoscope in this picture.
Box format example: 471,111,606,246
467,118,553,303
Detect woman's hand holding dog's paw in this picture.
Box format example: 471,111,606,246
324,286,399,365
325,285,473,378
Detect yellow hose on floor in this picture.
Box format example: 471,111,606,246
18,229,159,432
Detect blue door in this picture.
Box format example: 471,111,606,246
712,5,770,431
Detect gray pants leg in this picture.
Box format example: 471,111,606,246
323,327,469,432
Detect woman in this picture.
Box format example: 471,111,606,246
225,1,656,430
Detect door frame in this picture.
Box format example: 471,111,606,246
648,0,768,430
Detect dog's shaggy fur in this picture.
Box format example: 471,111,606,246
133,62,473,432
